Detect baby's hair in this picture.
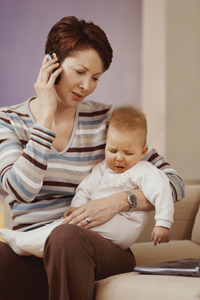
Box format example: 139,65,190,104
109,104,147,146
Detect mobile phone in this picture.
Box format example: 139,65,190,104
45,54,61,85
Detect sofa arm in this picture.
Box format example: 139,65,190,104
170,184,200,240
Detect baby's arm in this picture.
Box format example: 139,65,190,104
132,161,174,244
151,226,170,246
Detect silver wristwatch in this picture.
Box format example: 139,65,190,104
124,190,138,212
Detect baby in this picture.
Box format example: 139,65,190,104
0,104,174,257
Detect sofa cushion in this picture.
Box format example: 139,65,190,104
95,272,200,300
191,204,200,245
131,240,200,266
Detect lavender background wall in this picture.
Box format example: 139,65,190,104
0,0,141,107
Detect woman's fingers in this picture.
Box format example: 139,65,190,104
62,195,120,229
36,54,59,83
62,204,91,225
34,55,62,105
36,56,52,82
40,61,60,84
62,207,87,226
47,65,62,85
63,207,77,218
62,199,117,229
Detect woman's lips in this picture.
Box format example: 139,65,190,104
72,91,83,101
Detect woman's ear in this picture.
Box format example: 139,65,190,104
141,146,148,159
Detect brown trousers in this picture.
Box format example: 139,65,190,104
0,224,136,300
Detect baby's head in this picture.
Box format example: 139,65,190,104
105,104,148,173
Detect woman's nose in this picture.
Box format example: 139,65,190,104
79,78,90,91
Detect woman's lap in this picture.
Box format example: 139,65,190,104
0,241,48,300
0,224,135,300
44,224,136,300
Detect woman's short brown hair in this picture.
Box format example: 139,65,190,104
45,16,113,72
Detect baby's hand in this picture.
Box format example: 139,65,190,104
151,226,170,246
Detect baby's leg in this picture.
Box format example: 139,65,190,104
0,228,30,255
90,212,149,249
16,218,63,257
0,218,63,257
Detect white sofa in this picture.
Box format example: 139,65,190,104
3,185,200,299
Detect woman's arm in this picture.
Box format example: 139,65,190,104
0,56,60,202
62,188,153,228
0,120,56,202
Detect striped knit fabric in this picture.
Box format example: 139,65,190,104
0,99,185,231
0,201,3,238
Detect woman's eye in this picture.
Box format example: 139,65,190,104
76,70,84,75
93,77,100,82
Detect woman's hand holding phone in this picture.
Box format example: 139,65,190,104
34,53,62,129
45,54,62,85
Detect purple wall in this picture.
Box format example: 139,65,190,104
0,0,141,107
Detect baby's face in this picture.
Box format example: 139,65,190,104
105,127,148,173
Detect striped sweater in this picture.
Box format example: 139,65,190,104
0,99,185,231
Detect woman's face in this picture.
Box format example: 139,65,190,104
55,49,104,108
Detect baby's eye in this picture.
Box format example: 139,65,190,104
110,150,117,153
125,153,133,156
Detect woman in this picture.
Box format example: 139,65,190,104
0,16,184,300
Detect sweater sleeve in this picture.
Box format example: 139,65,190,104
0,120,56,203
143,147,185,202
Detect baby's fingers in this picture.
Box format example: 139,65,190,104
151,231,158,246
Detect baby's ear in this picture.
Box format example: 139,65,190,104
141,146,148,158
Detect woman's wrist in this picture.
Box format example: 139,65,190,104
113,192,131,212
115,189,155,213
37,112,54,130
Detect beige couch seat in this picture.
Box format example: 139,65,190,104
95,273,200,300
